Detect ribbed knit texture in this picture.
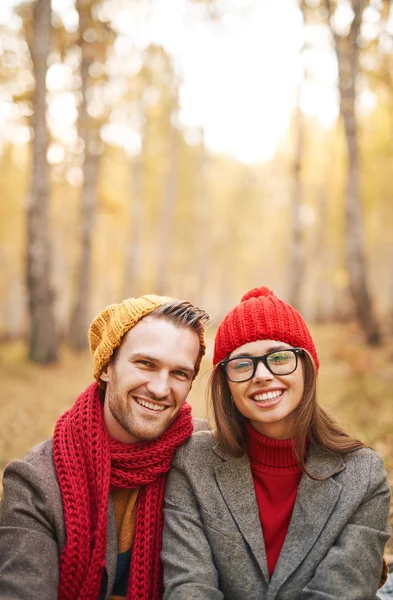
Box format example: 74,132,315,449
246,421,302,576
213,286,319,370
53,382,193,600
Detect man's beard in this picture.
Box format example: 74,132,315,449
107,370,173,442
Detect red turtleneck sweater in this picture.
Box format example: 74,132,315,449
246,421,302,577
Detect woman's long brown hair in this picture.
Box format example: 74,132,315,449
208,351,366,478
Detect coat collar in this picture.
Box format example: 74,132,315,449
105,495,118,598
212,442,346,593
268,445,345,596
213,448,270,583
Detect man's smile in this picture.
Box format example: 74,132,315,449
134,396,167,412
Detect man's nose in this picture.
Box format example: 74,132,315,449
253,360,274,382
146,371,170,398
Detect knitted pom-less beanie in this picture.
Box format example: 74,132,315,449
213,287,319,370
89,294,172,383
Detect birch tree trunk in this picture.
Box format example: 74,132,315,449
155,122,178,295
313,162,335,322
123,152,144,299
288,5,309,309
26,0,58,362
70,0,99,349
287,92,306,310
327,0,381,343
193,131,210,308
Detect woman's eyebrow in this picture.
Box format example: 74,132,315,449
266,345,292,353
230,345,291,359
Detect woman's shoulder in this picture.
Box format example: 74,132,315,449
343,446,388,480
343,446,385,469
173,430,218,469
177,429,215,454
307,444,388,490
311,443,385,468
330,446,389,494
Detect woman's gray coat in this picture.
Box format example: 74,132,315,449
162,431,391,600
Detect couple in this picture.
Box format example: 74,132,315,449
0,288,390,599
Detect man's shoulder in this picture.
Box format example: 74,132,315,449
18,438,55,473
3,437,59,499
25,438,54,461
0,439,67,591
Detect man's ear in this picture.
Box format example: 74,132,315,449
100,362,111,383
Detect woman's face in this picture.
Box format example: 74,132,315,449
226,339,304,439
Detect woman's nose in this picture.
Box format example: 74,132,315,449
253,360,274,382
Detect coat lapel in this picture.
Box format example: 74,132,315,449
213,446,270,584
268,446,345,597
105,494,118,598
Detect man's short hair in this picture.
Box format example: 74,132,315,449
112,299,211,379
147,300,211,377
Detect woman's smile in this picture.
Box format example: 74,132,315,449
250,388,284,408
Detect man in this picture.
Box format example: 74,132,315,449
0,294,210,600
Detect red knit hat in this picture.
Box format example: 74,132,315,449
213,286,319,370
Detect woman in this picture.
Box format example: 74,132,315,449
162,287,391,600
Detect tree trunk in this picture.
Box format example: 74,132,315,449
288,6,308,310
26,0,57,363
70,0,99,349
313,161,335,322
332,0,381,344
155,122,177,295
287,95,306,310
192,130,210,308
123,152,144,300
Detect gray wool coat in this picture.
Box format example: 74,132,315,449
0,418,208,599
0,438,118,599
162,431,392,600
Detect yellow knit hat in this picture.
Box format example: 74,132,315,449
89,294,172,383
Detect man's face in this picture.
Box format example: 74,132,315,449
100,316,200,444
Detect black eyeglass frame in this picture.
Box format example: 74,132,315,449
220,348,305,383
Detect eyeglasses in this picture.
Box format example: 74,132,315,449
220,348,304,383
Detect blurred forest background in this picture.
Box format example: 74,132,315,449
0,0,392,535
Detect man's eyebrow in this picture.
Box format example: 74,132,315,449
173,364,195,375
129,352,157,362
130,353,195,374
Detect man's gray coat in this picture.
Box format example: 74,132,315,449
0,439,118,599
0,418,209,599
162,431,391,600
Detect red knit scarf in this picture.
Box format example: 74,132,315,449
53,382,193,600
